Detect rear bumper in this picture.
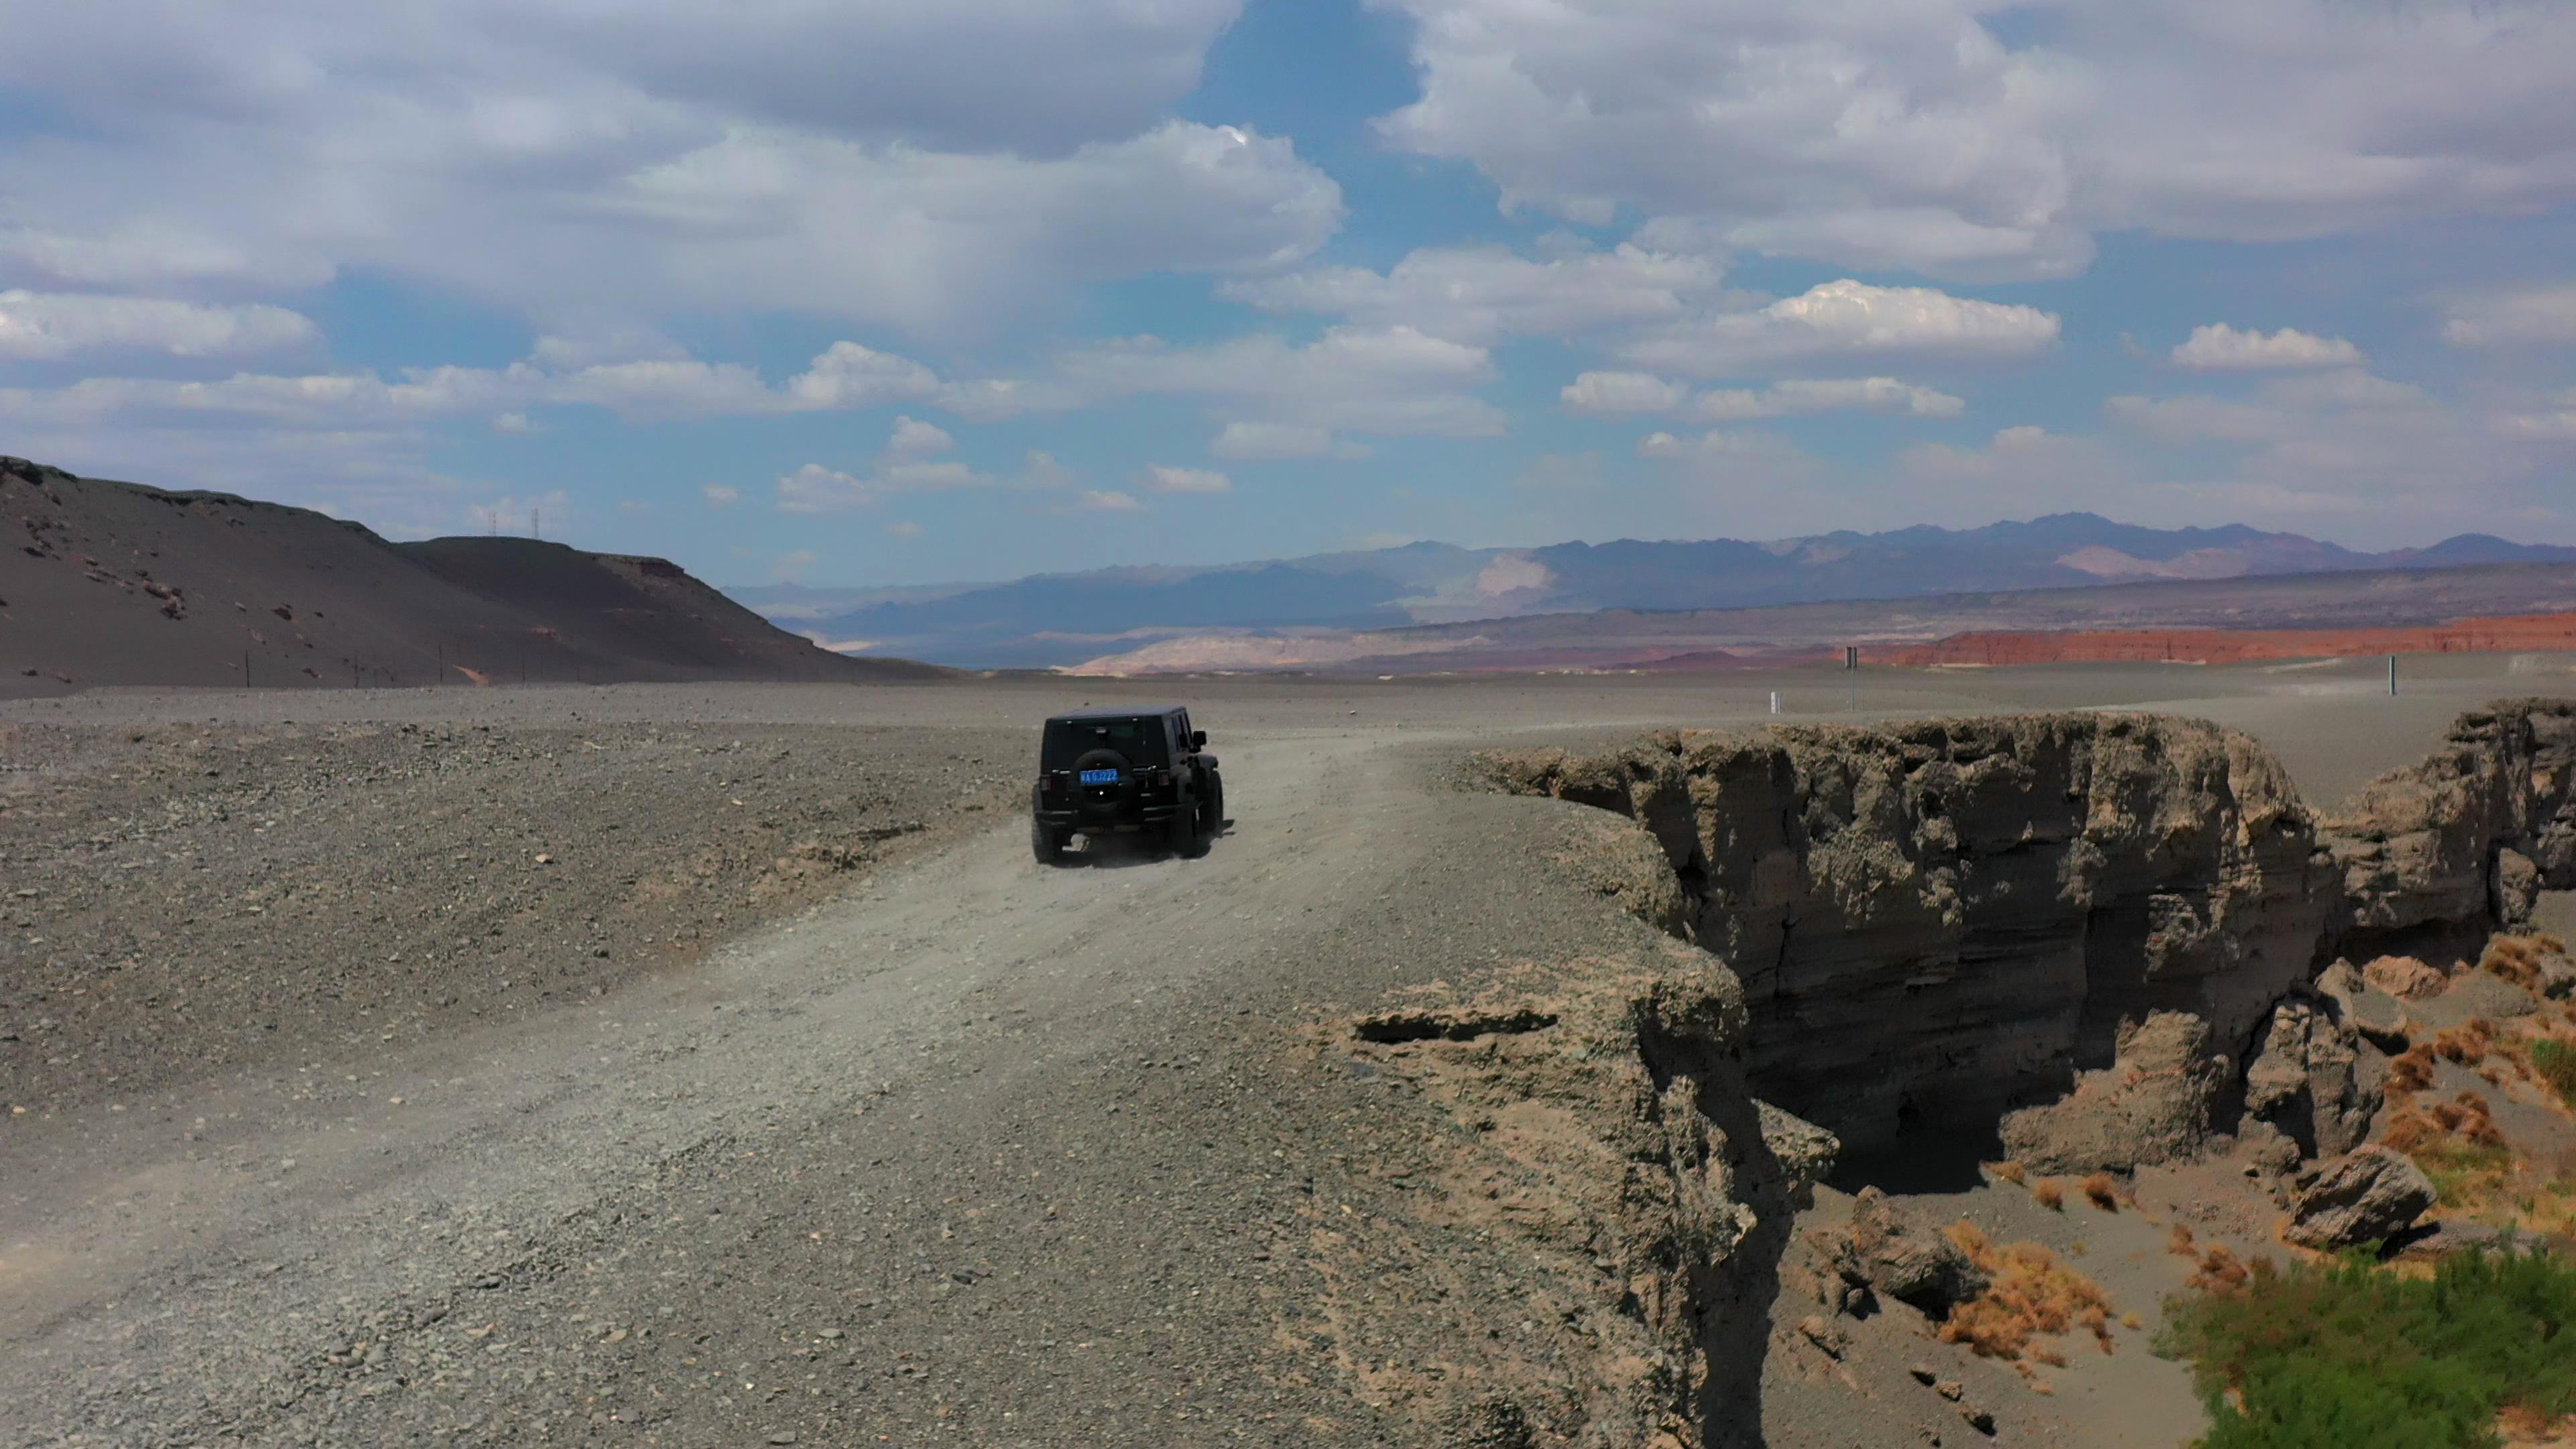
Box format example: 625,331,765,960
1034,803,1181,833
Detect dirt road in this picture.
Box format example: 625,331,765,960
3,664,2563,1446
3,714,1625,1446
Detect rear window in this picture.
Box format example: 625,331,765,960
1042,716,1169,769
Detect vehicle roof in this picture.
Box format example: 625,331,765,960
1044,706,1186,722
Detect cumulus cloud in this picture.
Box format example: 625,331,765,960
0,8,1330,340
1224,244,1726,345
1142,464,1230,494
1070,489,1146,513
2169,323,2363,370
1373,0,2576,280
1622,280,2059,377
884,415,956,458
701,484,739,507
1561,372,1693,417
0,290,317,360
1690,377,1965,421
2442,284,2576,348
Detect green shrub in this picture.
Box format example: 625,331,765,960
2530,1038,2576,1110
2159,1248,2576,1448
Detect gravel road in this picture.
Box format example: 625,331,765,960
2,666,2558,1447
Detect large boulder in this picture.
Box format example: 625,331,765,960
1847,1187,1988,1316
2363,955,2449,1002
2314,959,2411,1051
2285,1146,2438,1249
1998,1012,2228,1174
2243,998,2385,1158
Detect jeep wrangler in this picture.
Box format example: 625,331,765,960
1030,706,1224,863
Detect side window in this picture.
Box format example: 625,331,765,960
1176,712,1192,751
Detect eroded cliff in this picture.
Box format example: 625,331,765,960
1471,701,2576,1164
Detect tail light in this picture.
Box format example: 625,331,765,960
1040,775,1059,794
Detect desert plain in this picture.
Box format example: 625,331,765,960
5,652,2575,1448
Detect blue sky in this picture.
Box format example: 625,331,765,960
2,0,2573,588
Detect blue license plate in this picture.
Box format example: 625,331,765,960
1079,767,1120,786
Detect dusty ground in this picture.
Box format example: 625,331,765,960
1,662,2569,1448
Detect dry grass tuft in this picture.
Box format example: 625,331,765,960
1939,1222,2118,1362
2167,1223,2197,1256
2390,1042,2439,1099
2031,1179,2065,1212
2080,1173,2121,1211
2436,1019,2498,1067
1985,1160,2026,1186
2484,934,2567,992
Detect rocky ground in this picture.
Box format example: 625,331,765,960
5,669,2573,1449
0,714,1021,1112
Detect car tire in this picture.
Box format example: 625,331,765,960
1032,816,1068,865
1170,800,1208,858
1202,770,1225,836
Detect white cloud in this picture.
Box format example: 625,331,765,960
1224,244,1726,345
884,415,955,458
786,342,948,411
701,484,739,507
1689,377,1966,421
1561,372,1693,417
2169,323,2363,370
1050,325,1505,439
1071,489,1145,513
1622,280,2059,377
492,411,535,434
0,290,317,360
1210,421,1358,460
1374,0,2576,279
887,521,924,539
0,8,1330,341
1142,464,1230,494
2442,284,2576,349
771,449,1070,515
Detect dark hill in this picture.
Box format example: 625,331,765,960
1,456,939,695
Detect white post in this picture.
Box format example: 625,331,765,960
1770,690,1780,715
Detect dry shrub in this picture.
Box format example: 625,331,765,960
2487,936,2550,990
2390,1044,2438,1097
2437,1021,2496,1067
2032,1179,2065,1212
1986,1160,2027,1185
2190,1244,2251,1292
1940,1222,2118,1362
2385,1110,2442,1152
2080,1173,2121,1212
2167,1223,2198,1256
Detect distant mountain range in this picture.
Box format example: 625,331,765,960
730,516,2576,669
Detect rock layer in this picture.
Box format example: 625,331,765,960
1475,702,2576,1159
1477,714,2328,1154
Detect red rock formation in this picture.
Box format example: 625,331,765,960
1884,610,2576,667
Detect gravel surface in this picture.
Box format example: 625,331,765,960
2,668,2565,1448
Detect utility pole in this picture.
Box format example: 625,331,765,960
2390,654,2399,696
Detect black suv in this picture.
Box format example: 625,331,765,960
1031,706,1224,863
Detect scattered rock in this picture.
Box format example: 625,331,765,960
1934,1379,1964,1401
1443,1393,1536,1449
1796,1314,1849,1359
1998,1012,2228,1175
2285,1146,2438,1249
2314,960,2411,1050
1958,1405,1997,1436
1908,1364,1938,1385
2363,955,2449,1002
2235,1119,2304,1177
1848,1187,1990,1316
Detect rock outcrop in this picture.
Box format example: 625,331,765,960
2286,1146,2438,1248
2322,701,2576,941
2241,999,2384,1158
1477,714,2328,1155
1998,1010,2233,1173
